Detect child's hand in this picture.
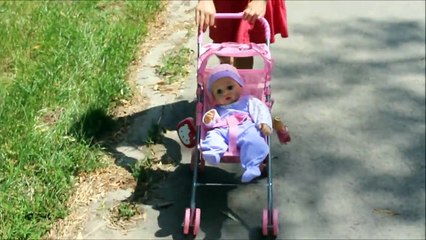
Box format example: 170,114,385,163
258,123,272,136
243,0,267,24
203,109,216,124
195,0,216,32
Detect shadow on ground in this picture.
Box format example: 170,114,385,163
69,98,266,239
69,17,425,239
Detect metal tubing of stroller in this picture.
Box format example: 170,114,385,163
266,95,274,227
190,128,200,211
197,183,246,187
189,87,204,212
267,137,273,224
197,12,271,46
215,12,271,46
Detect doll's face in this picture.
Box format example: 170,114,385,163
211,77,242,105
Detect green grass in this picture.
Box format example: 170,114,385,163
0,1,163,238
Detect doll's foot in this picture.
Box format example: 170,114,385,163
259,162,267,178
241,167,261,183
202,152,221,165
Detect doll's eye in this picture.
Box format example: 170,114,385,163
216,89,223,95
227,85,234,91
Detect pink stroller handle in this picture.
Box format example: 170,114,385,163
197,12,271,45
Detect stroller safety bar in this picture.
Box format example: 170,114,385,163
197,12,271,46
197,42,272,73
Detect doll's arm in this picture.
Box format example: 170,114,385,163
248,97,272,135
202,109,220,128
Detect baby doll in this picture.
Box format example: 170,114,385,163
200,64,272,182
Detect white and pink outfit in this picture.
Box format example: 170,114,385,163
201,95,272,182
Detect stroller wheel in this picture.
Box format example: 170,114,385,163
190,149,205,172
183,208,191,235
262,208,279,237
273,208,279,236
262,209,268,236
193,208,201,235
183,208,201,237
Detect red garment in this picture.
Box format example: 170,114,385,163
210,0,289,44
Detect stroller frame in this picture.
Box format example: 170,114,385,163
180,13,280,238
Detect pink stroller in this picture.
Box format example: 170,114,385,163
176,12,290,239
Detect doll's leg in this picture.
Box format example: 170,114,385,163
200,129,228,165
238,126,269,182
233,57,254,69
218,56,254,69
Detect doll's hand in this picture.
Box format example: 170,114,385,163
258,123,272,136
195,0,216,32
243,0,267,24
203,109,216,124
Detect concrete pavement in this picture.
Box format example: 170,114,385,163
79,1,425,239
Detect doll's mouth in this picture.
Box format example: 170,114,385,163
225,97,231,101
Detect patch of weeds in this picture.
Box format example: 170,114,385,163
108,202,144,230
145,122,166,146
130,154,156,179
117,202,138,219
129,163,142,180
155,47,194,84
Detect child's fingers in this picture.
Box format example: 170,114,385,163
195,9,199,24
243,9,251,22
204,12,215,30
243,1,266,23
196,12,214,32
195,0,216,32
243,9,258,24
208,13,215,28
197,12,205,32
